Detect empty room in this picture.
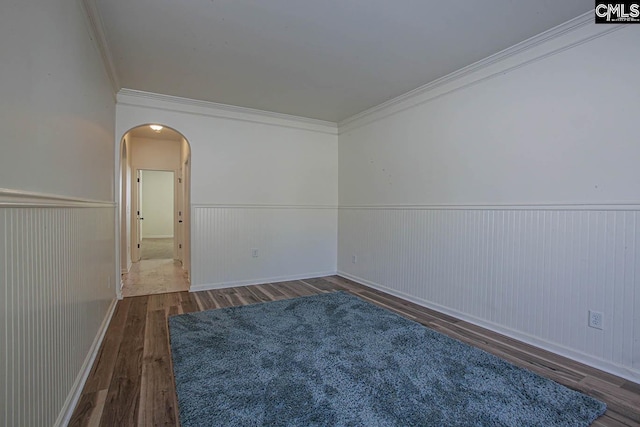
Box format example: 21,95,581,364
1,1,639,426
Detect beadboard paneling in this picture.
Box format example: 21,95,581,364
338,207,640,381
0,204,116,426
192,206,337,289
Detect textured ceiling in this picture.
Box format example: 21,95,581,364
96,0,593,122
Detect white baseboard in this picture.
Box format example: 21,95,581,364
142,235,173,239
190,270,338,292
337,271,640,384
121,260,132,275
54,298,118,427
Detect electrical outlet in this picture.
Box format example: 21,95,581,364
588,310,603,330
251,248,259,258
352,255,357,264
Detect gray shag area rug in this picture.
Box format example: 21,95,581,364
168,291,606,426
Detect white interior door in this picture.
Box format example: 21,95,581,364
134,169,143,262
176,170,183,263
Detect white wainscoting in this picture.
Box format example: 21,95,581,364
191,205,337,290
338,205,640,382
0,193,116,426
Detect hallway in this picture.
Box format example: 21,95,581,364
122,260,189,297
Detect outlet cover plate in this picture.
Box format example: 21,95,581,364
588,310,603,330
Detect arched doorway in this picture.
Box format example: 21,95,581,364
118,124,191,297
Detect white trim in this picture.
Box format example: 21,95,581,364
117,277,124,300
117,89,338,135
79,0,120,94
338,271,640,384
54,298,118,427
193,204,338,210
0,188,115,207
142,234,174,239
190,271,338,292
339,203,640,211
338,12,622,133
121,259,133,275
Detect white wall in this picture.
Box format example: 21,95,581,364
141,170,174,238
338,23,640,382
116,94,339,288
130,136,181,171
0,1,114,201
178,137,191,270
120,137,133,272
0,1,117,425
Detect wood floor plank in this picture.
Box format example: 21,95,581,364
456,321,628,387
244,285,273,302
209,291,234,308
192,291,213,311
234,286,263,305
88,390,108,427
276,280,316,296
139,309,179,427
260,282,286,298
81,298,132,394
299,277,340,292
148,294,168,312
71,276,640,427
603,410,640,427
69,389,109,427
581,377,640,423
592,414,632,427
622,381,640,394
168,305,179,317
68,392,98,427
99,296,148,426
165,292,182,312
268,281,304,297
179,292,198,313
225,289,244,306
322,275,363,292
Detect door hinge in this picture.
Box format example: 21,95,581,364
179,244,182,249
137,178,140,182
137,244,140,248
137,210,140,216
179,211,182,216
178,177,182,183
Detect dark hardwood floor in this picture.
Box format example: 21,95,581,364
69,276,640,426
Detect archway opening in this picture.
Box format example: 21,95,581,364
118,124,191,297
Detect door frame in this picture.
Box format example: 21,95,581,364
116,124,192,298
132,168,180,263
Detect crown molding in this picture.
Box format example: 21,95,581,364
338,12,621,134
79,0,121,95
117,89,339,135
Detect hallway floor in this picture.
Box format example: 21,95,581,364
140,237,174,260
121,259,189,297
